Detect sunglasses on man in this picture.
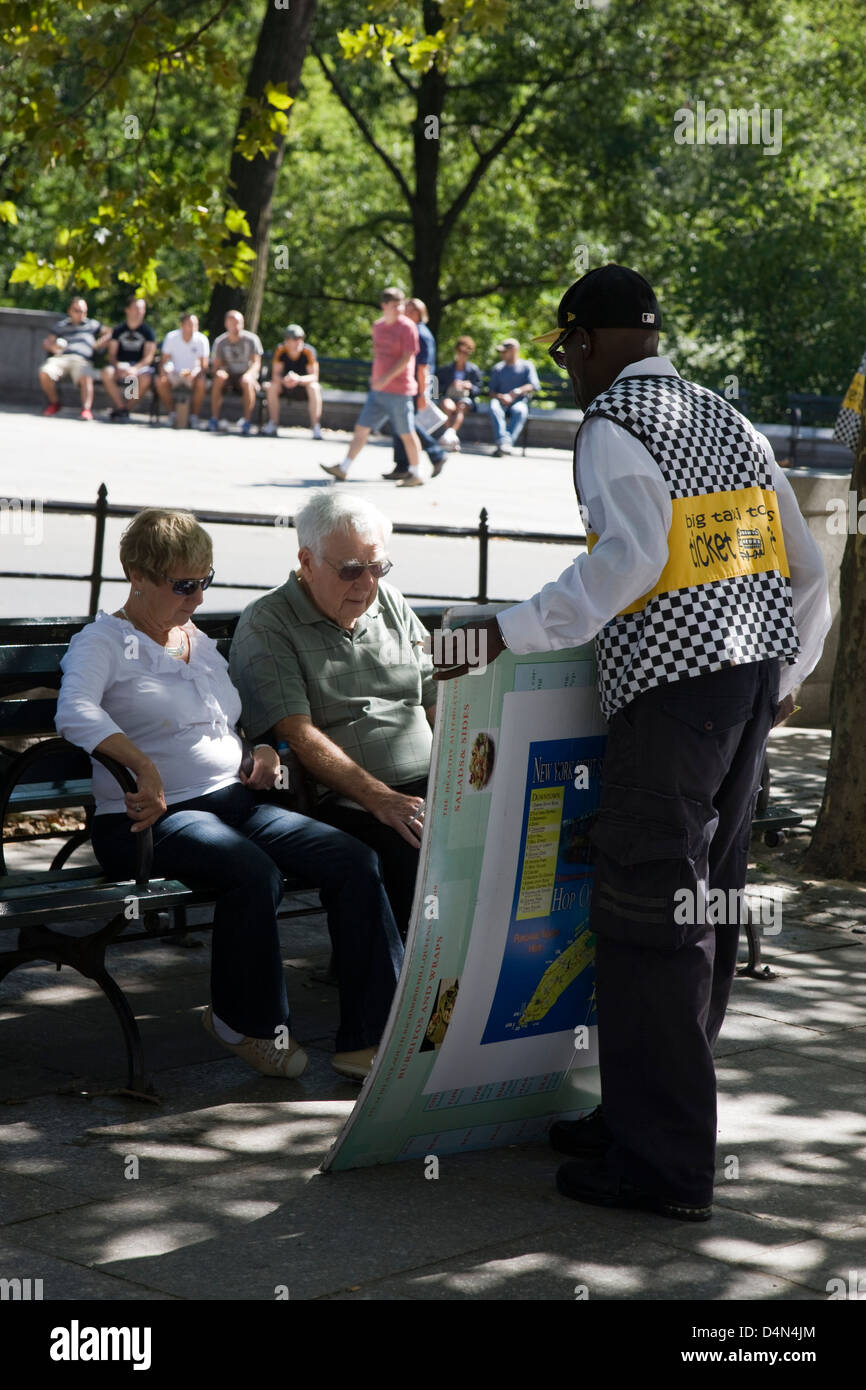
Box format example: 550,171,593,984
548,324,585,369
324,558,394,582
164,568,215,596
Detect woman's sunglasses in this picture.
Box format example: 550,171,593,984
325,558,394,582
164,568,215,596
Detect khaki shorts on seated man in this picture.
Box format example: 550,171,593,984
230,492,434,938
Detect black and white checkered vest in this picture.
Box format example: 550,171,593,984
578,373,800,720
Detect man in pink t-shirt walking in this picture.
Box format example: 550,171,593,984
321,287,425,487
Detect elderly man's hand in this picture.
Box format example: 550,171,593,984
367,787,426,848
433,617,506,682
240,745,281,791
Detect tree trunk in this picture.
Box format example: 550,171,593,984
409,1,446,337
206,0,318,341
804,394,866,878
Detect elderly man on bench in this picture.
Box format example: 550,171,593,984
230,492,434,942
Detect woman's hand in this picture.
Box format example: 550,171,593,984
125,763,167,833
240,745,281,791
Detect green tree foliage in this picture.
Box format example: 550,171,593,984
0,1,263,310
1,0,864,409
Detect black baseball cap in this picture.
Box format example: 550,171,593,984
533,264,662,343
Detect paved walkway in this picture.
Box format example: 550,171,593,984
1,728,864,1301
1,404,583,618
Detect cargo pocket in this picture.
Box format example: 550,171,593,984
660,693,754,737
589,789,707,952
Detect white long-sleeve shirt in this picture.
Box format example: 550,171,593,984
497,357,831,703
55,612,245,815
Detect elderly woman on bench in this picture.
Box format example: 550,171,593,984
55,507,402,1083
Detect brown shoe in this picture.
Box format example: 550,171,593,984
332,1046,376,1081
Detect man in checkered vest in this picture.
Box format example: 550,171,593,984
436,265,830,1222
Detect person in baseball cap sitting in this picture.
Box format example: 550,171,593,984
486,337,540,455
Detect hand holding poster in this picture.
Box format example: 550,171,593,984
322,608,607,1172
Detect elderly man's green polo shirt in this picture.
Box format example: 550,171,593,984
229,573,435,791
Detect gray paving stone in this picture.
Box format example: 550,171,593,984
6,1139,825,1301
714,1008,826,1058
320,1231,822,1301
712,1149,866,1237
716,1049,866,1185
0,1236,176,1300
0,1170,93,1225
716,946,866,1032
771,1024,866,1076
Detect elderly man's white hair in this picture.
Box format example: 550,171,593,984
294,491,393,562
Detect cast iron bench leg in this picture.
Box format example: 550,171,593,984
1,915,159,1100
737,918,775,981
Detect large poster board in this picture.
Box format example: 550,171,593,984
322,608,607,1172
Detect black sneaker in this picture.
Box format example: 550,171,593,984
548,1105,612,1158
109,407,130,421
556,1159,712,1222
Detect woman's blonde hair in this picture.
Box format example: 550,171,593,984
119,508,213,584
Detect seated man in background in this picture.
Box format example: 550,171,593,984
262,324,322,439
230,492,434,939
208,309,262,435
101,296,157,421
487,336,539,455
156,312,209,427
39,296,109,420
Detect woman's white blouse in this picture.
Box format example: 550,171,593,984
55,611,245,815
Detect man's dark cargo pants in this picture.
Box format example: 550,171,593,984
588,658,781,1207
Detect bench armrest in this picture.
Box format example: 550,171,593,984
89,747,153,886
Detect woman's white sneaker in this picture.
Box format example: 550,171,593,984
202,1006,308,1078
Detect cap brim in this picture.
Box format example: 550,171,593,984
531,326,563,345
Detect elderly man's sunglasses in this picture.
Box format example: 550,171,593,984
164,568,215,596
325,558,394,582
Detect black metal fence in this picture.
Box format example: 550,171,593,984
0,484,585,615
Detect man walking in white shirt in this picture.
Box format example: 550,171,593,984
434,265,831,1223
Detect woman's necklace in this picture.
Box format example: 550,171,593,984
118,607,188,659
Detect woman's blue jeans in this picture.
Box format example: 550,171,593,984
91,782,403,1051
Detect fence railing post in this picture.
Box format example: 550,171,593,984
477,508,489,604
88,483,109,616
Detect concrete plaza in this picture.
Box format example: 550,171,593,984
0,731,864,1300
0,404,584,619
